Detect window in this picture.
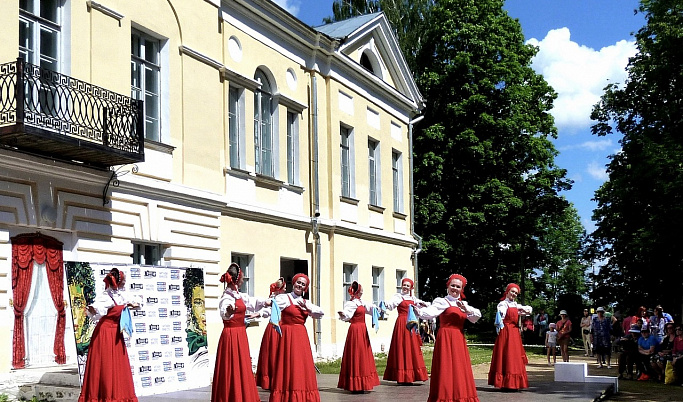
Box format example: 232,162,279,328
342,263,358,302
368,139,381,206
232,253,254,296
228,86,242,169
372,266,384,305
286,111,298,185
19,0,61,71
254,70,273,176
133,243,164,265
340,126,354,198
396,270,407,293
131,30,161,142
392,150,403,212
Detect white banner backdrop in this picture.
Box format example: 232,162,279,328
66,263,210,396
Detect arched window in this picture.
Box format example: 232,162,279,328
360,50,383,80
254,70,273,176
360,52,374,74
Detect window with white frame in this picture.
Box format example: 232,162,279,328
254,70,274,177
228,86,243,169
372,266,384,305
133,242,164,265
231,253,254,296
131,30,161,142
19,0,61,71
342,263,358,302
341,126,354,198
395,269,407,293
286,111,298,185
368,139,381,206
392,150,403,212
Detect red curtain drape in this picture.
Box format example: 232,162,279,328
11,233,65,368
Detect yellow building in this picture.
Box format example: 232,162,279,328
0,0,423,374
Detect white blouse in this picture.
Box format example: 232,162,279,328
497,298,533,319
218,287,268,320
418,295,481,323
86,288,143,322
338,299,375,321
273,292,325,319
384,292,429,310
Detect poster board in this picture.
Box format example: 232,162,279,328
65,262,210,396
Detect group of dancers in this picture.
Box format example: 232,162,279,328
77,265,533,402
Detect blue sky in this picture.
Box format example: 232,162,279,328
273,0,646,234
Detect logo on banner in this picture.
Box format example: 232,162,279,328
135,323,146,333
149,324,159,332
170,270,180,280
171,295,181,305
168,284,180,291
141,376,152,387
160,335,169,345
152,351,162,359
177,372,187,382
147,297,158,304
138,351,149,361
130,268,141,278
136,338,149,346
163,362,172,371
145,270,157,278
172,336,183,344
139,365,152,373
156,282,167,292
174,347,184,358
130,283,143,290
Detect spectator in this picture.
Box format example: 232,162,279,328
546,322,558,365
652,322,676,382
556,310,572,362
617,325,641,380
592,307,612,368
580,309,593,357
650,306,667,343
522,314,535,344
636,327,659,381
672,325,683,383
535,309,549,343
633,306,649,331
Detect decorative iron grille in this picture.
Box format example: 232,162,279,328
0,58,143,157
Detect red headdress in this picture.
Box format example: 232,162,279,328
292,273,310,292
104,268,125,290
348,281,362,300
500,283,520,301
220,263,242,289
446,274,467,299
269,277,286,297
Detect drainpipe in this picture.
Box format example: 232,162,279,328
408,115,424,297
311,73,322,357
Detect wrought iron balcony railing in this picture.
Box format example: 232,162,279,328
0,58,144,168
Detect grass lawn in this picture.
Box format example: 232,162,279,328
316,345,497,375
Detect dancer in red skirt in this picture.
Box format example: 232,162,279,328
488,283,533,390
418,274,481,402
79,268,141,402
255,277,286,389
383,277,429,384
211,263,269,402
269,273,324,402
337,281,380,392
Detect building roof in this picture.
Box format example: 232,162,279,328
314,12,383,40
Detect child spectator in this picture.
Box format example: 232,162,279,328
546,322,558,365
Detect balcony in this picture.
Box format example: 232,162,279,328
0,58,144,169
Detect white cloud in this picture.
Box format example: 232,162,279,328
559,138,614,152
527,28,637,131
586,161,608,181
271,0,300,16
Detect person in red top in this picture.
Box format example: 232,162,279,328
78,268,141,402
488,283,533,390
382,278,430,384
211,263,269,402
556,310,573,362
269,274,324,402
419,274,481,402
255,278,287,390
336,281,380,393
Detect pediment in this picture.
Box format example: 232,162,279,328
315,13,423,110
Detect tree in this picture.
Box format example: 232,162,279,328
412,0,574,305
590,0,683,315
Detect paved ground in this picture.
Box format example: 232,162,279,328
138,357,611,402
137,374,609,402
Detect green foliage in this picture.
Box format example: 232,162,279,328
0,394,9,402
412,0,575,309
589,0,683,313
